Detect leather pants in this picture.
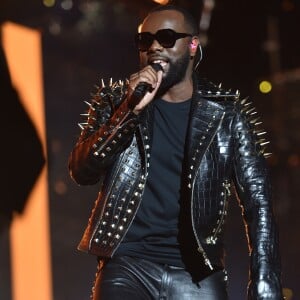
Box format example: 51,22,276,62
91,256,228,300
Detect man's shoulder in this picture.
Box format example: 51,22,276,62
195,77,240,101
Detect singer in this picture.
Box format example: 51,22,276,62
68,4,283,300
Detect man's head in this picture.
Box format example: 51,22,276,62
136,5,200,94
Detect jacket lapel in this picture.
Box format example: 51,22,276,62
184,95,225,187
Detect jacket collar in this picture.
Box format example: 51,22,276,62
183,75,228,182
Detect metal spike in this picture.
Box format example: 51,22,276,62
246,107,256,115
80,113,89,116
235,89,240,95
254,121,263,126
260,141,270,146
101,79,105,87
218,82,222,88
78,123,85,130
84,101,95,111
85,115,96,121
240,97,249,105
249,117,260,124
249,111,257,116
241,106,250,113
263,152,272,158
256,138,266,144
256,131,267,136
109,77,113,86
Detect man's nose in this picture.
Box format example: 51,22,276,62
148,39,163,51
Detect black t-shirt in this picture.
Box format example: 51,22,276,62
115,98,191,267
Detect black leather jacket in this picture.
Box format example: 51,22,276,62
69,74,282,299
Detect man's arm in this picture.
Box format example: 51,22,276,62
68,81,140,185
232,97,283,299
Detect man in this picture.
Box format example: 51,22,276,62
69,4,282,299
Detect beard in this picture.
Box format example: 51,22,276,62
156,49,190,98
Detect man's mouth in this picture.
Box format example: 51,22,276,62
149,59,168,71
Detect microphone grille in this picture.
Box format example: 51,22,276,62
150,63,163,72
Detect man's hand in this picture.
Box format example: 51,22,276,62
127,65,163,114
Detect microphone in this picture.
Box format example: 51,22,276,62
127,63,163,109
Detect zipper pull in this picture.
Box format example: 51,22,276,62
198,246,213,270
223,180,231,196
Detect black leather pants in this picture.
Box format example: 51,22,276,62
91,256,228,300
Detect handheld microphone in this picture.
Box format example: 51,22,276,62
128,63,163,109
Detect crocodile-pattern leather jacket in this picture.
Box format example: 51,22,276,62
69,74,282,299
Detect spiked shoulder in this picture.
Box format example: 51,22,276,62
195,78,272,158
78,78,128,131
196,78,240,100
233,94,272,159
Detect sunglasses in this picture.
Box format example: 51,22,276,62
134,28,192,52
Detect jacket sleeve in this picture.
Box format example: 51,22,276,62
231,97,283,300
68,80,140,185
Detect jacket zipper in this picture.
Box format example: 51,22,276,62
190,111,225,271
206,179,231,245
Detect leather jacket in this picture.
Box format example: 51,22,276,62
69,74,282,299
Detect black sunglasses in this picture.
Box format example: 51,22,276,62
134,28,192,52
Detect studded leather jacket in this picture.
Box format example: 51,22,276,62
69,74,282,299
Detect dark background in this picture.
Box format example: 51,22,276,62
1,0,299,299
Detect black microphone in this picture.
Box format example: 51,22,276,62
127,63,163,109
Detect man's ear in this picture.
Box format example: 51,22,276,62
189,37,200,57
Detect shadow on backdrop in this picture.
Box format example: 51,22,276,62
0,36,45,299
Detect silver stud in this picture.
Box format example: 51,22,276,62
78,123,85,130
